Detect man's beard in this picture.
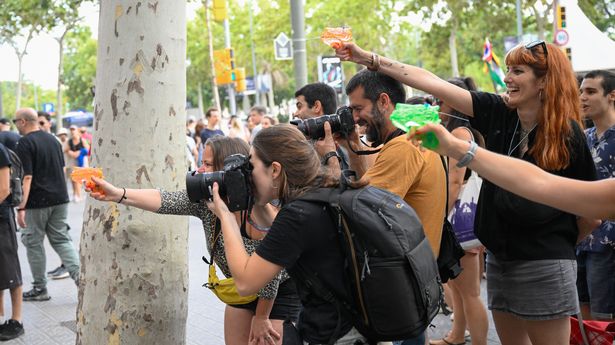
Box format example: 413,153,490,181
366,106,385,145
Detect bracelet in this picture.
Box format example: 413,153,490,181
367,52,380,71
117,188,127,204
321,151,341,166
456,141,478,168
17,208,25,212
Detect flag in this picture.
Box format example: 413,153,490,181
482,38,506,90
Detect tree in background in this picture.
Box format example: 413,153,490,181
579,0,615,40
0,0,56,110
63,26,97,112
76,0,189,343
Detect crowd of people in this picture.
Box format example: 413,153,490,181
0,38,614,345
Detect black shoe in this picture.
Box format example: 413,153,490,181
47,265,64,276
23,287,51,301
0,319,24,341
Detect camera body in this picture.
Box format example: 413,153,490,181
290,106,355,140
186,154,252,212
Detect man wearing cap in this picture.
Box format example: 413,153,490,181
0,118,20,152
12,108,80,301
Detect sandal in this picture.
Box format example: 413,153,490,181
428,338,466,345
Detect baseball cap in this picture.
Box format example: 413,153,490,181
57,128,69,136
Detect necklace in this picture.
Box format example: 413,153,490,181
507,118,537,157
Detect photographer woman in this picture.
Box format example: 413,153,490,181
335,42,597,344
86,136,300,345
206,125,371,344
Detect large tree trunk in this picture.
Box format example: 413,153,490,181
76,2,189,344
449,18,460,78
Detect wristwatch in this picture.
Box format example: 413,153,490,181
322,151,341,166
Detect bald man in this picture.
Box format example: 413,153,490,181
13,108,80,301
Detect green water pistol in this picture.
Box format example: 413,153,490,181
390,103,441,149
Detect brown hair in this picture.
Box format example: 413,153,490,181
205,136,249,171
505,42,582,171
251,125,337,205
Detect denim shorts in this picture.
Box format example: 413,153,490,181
486,254,579,320
577,250,615,319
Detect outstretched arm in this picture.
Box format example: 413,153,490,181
413,124,615,221
87,176,162,212
335,42,474,117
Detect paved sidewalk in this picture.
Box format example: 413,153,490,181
2,200,501,344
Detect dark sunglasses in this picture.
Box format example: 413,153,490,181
39,121,46,126
525,40,548,59
12,118,22,124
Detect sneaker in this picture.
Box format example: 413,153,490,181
0,319,24,341
50,266,70,280
47,265,63,276
22,287,51,301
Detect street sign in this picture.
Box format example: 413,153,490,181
42,103,55,114
554,29,569,46
274,33,293,60
317,56,344,93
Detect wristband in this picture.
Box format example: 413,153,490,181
456,141,478,168
322,151,341,166
17,208,25,212
117,188,127,204
367,52,380,71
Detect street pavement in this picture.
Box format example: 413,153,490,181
2,199,501,344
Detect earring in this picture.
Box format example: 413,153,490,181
539,90,543,102
272,183,279,189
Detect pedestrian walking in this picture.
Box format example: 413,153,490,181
13,108,80,301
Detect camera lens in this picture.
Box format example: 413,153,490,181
186,171,226,203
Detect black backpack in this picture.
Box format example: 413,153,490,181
296,179,442,342
6,148,23,207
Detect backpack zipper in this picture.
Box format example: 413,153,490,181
339,210,369,326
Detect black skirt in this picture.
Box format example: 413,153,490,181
0,208,22,290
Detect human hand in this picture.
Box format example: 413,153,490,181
85,176,121,202
334,42,370,66
314,122,338,158
249,316,281,345
205,182,231,219
407,123,463,157
17,210,26,228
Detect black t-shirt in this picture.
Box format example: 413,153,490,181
256,200,355,343
16,130,69,208
0,143,11,214
470,91,596,261
0,131,21,151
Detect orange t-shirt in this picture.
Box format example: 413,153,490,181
364,135,447,256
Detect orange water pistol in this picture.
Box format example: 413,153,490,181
70,167,104,195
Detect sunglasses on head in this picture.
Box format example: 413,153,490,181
524,40,548,59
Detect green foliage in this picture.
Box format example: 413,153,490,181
0,0,56,45
63,25,97,111
0,82,64,117
578,0,615,40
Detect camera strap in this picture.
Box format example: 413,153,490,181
345,128,405,156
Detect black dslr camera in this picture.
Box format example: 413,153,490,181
185,154,252,212
290,105,355,140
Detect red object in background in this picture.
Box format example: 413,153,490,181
570,317,615,345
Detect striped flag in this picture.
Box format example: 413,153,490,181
482,38,506,90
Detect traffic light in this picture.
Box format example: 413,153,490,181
212,0,227,22
234,68,246,92
557,6,567,29
214,48,235,85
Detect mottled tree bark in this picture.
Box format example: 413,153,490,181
77,1,188,344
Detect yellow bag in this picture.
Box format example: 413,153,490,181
203,219,257,306
205,265,258,305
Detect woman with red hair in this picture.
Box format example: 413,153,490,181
336,42,597,344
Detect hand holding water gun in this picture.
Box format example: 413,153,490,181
389,103,441,149
71,167,105,195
